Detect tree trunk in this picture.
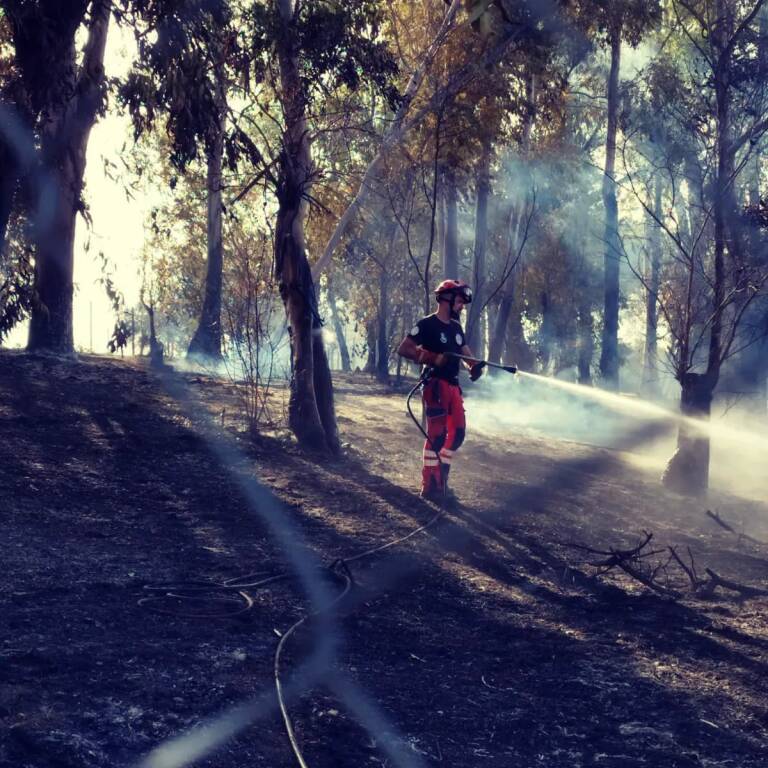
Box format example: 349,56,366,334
312,318,340,453
507,298,533,373
274,0,334,452
187,54,226,361
733,153,768,414
0,83,37,262
436,181,446,280
730,7,768,415
577,299,594,385
707,19,730,389
539,290,554,374
665,3,733,495
363,319,376,374
0,142,19,261
326,277,351,372
642,176,662,395
489,202,528,366
661,372,715,495
277,206,326,449
489,73,535,368
27,0,110,354
376,265,389,381
679,151,705,294
598,26,622,390
489,294,512,366
466,140,490,352
442,165,459,278
376,221,398,383
143,298,164,368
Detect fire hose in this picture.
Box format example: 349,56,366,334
140,354,517,768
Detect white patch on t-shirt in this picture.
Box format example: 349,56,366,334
439,332,447,344
410,324,420,336
455,333,463,345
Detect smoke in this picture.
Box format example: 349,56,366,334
170,342,292,383
620,39,660,82
465,371,768,502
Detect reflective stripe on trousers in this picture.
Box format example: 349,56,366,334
421,378,466,493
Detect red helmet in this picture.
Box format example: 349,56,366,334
434,279,472,304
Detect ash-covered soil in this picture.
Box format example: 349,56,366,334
2,350,768,768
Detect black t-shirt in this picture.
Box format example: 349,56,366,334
408,314,466,384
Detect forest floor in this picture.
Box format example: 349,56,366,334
2,350,768,768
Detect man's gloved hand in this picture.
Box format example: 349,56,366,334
469,361,486,381
417,349,448,367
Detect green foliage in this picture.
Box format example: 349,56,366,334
568,0,662,46
245,0,399,107
0,0,90,114
120,0,399,174
119,1,233,170
298,0,399,109
0,246,32,341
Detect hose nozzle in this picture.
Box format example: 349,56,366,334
448,352,518,375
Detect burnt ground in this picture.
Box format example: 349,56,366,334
2,350,768,768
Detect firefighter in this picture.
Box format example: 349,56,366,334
397,279,485,502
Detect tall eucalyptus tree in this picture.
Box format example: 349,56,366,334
120,1,237,361
1,0,112,353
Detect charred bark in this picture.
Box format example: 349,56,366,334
276,212,326,451
274,0,335,452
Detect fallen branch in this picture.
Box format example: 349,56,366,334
705,510,767,546
570,531,657,565
567,527,768,602
699,568,768,599
569,532,680,597
668,546,703,591
613,557,681,598
667,545,768,601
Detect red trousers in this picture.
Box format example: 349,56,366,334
421,378,466,493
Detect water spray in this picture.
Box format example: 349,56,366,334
514,370,768,451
